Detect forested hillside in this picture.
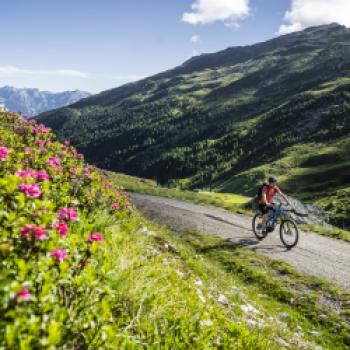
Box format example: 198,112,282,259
39,23,350,228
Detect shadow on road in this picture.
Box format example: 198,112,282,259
199,237,290,255
205,214,250,231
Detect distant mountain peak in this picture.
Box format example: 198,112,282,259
0,86,90,115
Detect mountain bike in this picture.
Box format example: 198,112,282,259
252,204,299,249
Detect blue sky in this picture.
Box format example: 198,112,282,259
0,0,348,93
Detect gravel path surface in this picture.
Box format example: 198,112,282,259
129,193,350,290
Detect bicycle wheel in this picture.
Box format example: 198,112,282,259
280,220,299,248
252,213,267,240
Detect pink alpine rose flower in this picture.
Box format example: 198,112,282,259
20,224,46,240
36,140,45,147
51,221,68,237
83,167,91,178
33,124,50,135
47,156,60,170
35,170,50,181
16,169,35,179
24,147,32,153
57,207,78,222
0,146,10,161
112,202,120,210
86,232,104,243
20,224,34,239
15,125,25,134
16,284,32,302
19,183,41,198
50,248,68,262
102,182,111,189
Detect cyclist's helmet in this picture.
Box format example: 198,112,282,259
268,176,278,184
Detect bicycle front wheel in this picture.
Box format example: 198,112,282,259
280,220,299,249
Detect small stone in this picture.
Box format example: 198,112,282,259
279,312,289,319
241,304,259,314
175,269,184,278
275,337,289,347
200,319,213,327
309,330,321,336
197,288,206,303
194,278,203,287
246,319,258,326
319,313,327,319
146,231,157,237
218,294,230,306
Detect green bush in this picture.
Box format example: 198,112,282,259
0,111,131,348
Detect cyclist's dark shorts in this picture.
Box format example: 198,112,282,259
259,204,274,214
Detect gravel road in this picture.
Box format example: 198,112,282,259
129,193,350,290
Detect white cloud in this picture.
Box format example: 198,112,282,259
0,66,148,93
191,35,201,43
0,65,88,78
182,0,250,25
279,0,350,34
0,66,20,74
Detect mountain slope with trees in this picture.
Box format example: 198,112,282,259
38,23,350,228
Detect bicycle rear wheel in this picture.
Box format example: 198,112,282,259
280,220,299,249
252,213,267,240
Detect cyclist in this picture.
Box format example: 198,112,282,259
259,176,290,232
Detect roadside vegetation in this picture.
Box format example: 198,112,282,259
109,172,350,243
302,224,350,242
108,172,251,215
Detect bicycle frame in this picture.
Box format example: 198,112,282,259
268,204,289,225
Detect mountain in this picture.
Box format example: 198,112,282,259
38,23,350,228
0,86,90,115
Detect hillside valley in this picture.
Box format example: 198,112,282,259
38,23,350,228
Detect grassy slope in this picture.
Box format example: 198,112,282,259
215,136,350,229
106,211,350,349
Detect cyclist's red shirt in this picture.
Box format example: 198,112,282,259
260,185,281,205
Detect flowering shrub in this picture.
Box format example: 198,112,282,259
0,111,131,348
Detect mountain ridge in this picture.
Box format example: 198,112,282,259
0,85,90,115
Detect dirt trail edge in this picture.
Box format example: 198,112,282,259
129,193,350,290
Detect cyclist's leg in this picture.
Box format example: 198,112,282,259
259,205,268,230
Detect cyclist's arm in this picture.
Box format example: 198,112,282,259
277,189,290,205
262,190,269,204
